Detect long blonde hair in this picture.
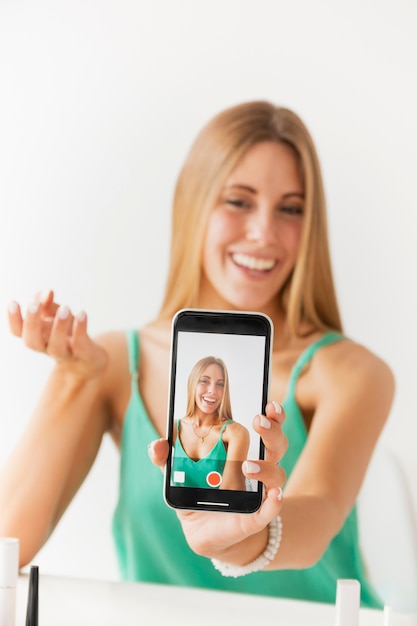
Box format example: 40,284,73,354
159,101,342,337
185,356,233,422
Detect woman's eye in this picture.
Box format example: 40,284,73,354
225,198,251,209
216,382,224,388
280,205,303,216
199,378,209,384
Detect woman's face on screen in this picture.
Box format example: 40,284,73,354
194,364,225,416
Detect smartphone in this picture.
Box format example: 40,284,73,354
164,308,273,513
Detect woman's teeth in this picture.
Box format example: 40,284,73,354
232,253,276,271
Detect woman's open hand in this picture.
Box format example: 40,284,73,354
7,290,108,380
149,401,287,562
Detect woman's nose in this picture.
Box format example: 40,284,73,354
246,208,277,244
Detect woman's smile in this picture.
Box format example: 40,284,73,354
197,391,221,414
230,252,279,274
201,395,217,404
199,394,220,412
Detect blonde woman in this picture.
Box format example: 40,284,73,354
171,356,249,491
2,101,394,606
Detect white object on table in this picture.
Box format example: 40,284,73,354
335,579,360,626
0,538,19,626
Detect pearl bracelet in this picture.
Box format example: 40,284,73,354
211,515,283,578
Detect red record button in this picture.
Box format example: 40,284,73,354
206,471,222,487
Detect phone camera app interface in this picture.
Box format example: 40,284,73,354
170,331,266,492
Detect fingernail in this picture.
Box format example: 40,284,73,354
57,305,70,320
260,415,271,429
243,461,261,474
40,290,51,303
28,301,39,314
148,441,156,457
75,310,86,322
7,301,18,314
272,400,282,414
277,487,283,502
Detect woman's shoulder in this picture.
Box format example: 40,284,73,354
223,419,250,440
312,334,395,400
94,315,171,365
94,329,130,351
139,317,172,349
315,334,392,373
93,330,134,397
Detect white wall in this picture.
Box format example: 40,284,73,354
0,0,416,582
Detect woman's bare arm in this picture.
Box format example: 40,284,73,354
264,340,395,569
0,293,122,566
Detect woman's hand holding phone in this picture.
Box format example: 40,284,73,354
149,400,287,561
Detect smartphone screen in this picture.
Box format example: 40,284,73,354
164,309,273,513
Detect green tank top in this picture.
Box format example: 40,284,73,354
172,420,232,488
112,330,383,608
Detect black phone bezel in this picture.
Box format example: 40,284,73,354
163,308,273,513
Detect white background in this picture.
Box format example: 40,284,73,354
0,0,416,583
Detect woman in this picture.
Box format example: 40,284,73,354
1,101,394,606
171,356,250,490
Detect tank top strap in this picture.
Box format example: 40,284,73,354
219,419,233,435
286,331,345,398
125,329,140,384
